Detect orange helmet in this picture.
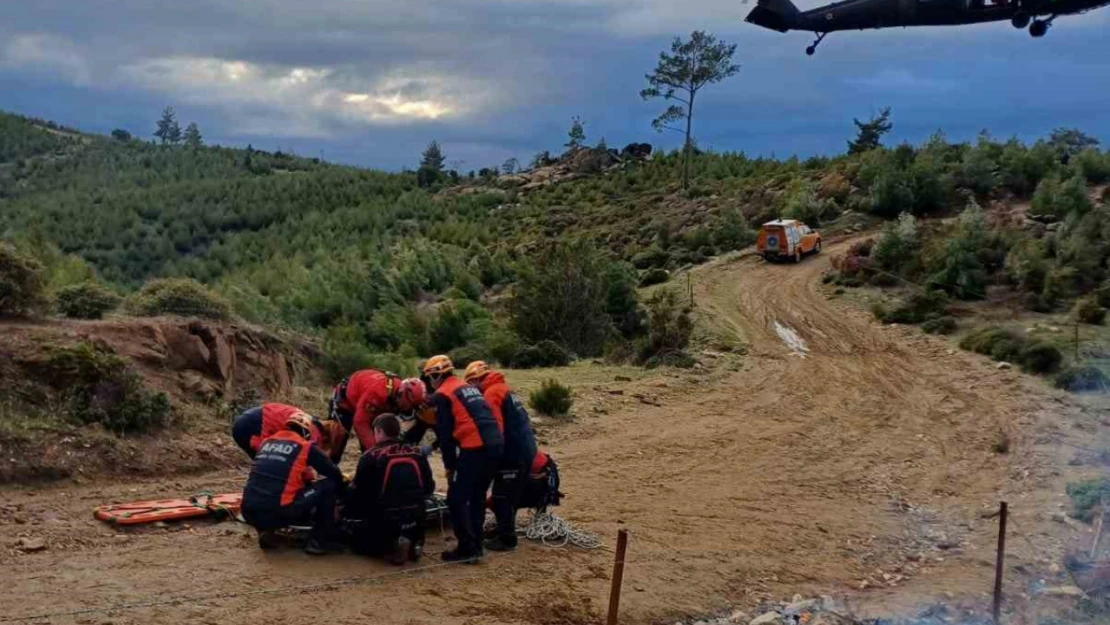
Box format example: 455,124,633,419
398,378,427,412
284,411,314,440
463,360,491,384
422,354,454,377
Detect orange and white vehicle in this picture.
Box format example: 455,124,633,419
756,219,821,263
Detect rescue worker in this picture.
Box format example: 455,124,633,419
240,411,346,555
463,361,538,552
519,449,563,512
344,414,434,564
328,369,426,462
230,403,339,460
423,355,503,562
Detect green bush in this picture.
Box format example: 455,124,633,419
877,289,949,324
960,326,1026,363
512,340,572,369
603,262,643,338
1095,281,1110,309
1029,176,1062,221
1072,149,1110,184
55,281,122,319
921,316,958,335
927,202,991,300
430,299,488,353
1066,478,1110,522
1018,341,1063,374
39,342,170,433
639,268,670,287
0,242,46,317
631,245,671,270
529,379,574,418
510,241,617,357
321,325,417,381
1075,298,1107,325
1054,365,1110,393
127,278,232,320
872,213,918,272
1030,174,1092,222
636,289,694,366
447,343,486,368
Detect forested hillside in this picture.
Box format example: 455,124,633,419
2,109,1110,381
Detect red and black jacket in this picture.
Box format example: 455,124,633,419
242,430,343,510
478,372,538,468
247,403,320,454
346,438,434,519
329,369,401,459
432,376,504,472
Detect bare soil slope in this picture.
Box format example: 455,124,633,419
2,240,1103,624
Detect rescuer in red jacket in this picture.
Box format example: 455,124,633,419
328,369,426,462
240,412,346,555
423,354,503,562
463,361,538,552
231,403,341,460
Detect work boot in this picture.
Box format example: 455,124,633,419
304,538,343,556
484,535,518,552
257,530,280,550
440,547,481,564
408,540,424,562
387,538,409,566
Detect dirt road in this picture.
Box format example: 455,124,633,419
2,241,1102,624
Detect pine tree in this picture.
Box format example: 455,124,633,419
848,108,893,155
418,141,446,187
154,107,183,145
566,116,586,149
420,141,445,171
640,31,740,189
183,122,203,149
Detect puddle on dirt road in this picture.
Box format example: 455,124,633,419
773,321,809,357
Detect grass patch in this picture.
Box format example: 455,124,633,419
1067,477,1110,522
37,342,172,433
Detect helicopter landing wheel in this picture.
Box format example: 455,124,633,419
1029,18,1050,37
1011,11,1030,28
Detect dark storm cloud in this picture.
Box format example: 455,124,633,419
1,0,1108,169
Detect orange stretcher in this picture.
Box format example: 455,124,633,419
94,492,242,526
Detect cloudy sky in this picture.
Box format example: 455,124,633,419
1,0,1108,170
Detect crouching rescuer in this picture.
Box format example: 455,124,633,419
464,361,537,552
240,411,346,555
328,369,426,462
343,413,434,564
423,355,503,562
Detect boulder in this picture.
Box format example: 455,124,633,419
621,142,653,159
211,332,236,382
749,612,783,625
15,536,46,552
161,325,211,371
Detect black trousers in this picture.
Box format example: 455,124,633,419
490,459,529,543
242,479,337,542
231,407,263,458
348,508,426,557
447,448,497,554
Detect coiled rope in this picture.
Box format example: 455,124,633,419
520,511,603,550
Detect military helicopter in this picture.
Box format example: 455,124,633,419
745,0,1110,54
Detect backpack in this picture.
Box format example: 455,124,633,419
368,443,427,517
523,455,563,511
